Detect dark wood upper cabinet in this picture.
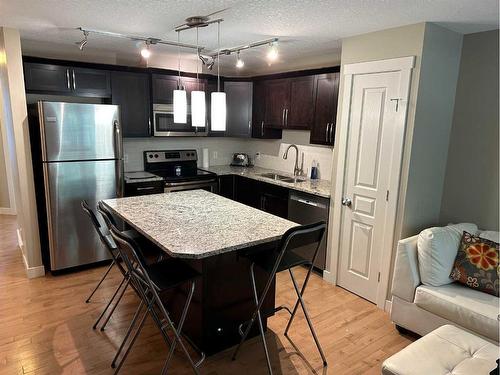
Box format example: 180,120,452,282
24,63,110,97
252,81,282,139
111,71,151,138
151,74,178,104
264,79,290,128
224,81,252,138
287,76,316,130
71,67,111,97
310,73,340,146
24,63,72,93
152,74,207,107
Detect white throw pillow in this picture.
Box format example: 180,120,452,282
417,223,478,286
478,231,500,243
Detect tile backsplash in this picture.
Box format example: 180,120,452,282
123,130,334,181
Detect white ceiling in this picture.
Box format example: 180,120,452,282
1,0,498,76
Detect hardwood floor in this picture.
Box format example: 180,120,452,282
0,215,413,374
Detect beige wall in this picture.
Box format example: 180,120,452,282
0,125,10,208
440,30,499,231
331,23,463,301
0,27,43,275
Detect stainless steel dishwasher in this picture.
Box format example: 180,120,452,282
288,191,330,270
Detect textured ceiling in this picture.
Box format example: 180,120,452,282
0,0,498,76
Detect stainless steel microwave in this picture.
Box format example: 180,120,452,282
153,104,207,137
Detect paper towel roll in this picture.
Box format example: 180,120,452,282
202,148,209,169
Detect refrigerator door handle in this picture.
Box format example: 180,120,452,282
114,120,122,160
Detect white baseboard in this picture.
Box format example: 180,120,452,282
17,228,45,279
322,269,336,285
0,207,16,215
384,299,392,313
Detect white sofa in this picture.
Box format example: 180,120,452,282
390,225,499,344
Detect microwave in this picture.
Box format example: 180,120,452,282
153,104,207,137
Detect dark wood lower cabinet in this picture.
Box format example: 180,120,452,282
165,244,277,355
219,176,288,218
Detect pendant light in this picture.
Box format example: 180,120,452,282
173,31,187,123
211,21,226,131
191,27,206,128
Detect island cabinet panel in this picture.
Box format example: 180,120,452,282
167,243,277,355
251,81,282,139
24,63,111,97
111,71,151,138
310,72,340,146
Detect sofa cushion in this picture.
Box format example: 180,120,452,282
415,283,499,342
479,231,500,243
450,231,499,297
382,325,499,375
417,223,478,286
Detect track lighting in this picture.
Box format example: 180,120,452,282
267,41,278,61
235,51,244,68
76,30,89,51
140,41,151,59
199,55,215,70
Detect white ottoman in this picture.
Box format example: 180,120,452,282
382,325,499,375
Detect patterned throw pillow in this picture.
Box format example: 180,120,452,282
449,231,499,297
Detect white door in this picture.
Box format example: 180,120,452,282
336,60,412,304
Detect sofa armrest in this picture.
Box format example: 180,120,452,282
391,235,421,302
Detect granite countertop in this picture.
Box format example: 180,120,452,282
202,165,331,198
103,190,298,259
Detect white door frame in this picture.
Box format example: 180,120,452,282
327,56,415,309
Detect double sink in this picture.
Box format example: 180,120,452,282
258,172,307,184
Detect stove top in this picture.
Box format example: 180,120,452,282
143,149,216,184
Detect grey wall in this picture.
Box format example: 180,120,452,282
440,30,499,231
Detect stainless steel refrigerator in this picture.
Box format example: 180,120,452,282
31,101,123,271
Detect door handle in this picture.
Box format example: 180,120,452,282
325,123,330,142
72,70,76,90
261,121,264,137
66,69,70,89
329,122,334,144
285,108,289,126
282,108,285,127
341,197,352,207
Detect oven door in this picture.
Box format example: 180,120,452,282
153,105,207,137
164,179,218,193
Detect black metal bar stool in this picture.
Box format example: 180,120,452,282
81,200,132,330
232,222,328,374
107,221,205,374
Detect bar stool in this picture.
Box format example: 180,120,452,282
232,222,328,374
81,200,132,330
107,219,205,374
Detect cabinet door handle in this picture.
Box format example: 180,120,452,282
325,123,330,142
148,117,151,135
136,186,157,191
329,122,334,143
66,69,70,89
282,108,285,126
72,70,76,90
285,108,289,126
261,121,264,137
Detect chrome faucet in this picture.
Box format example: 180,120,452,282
283,144,304,176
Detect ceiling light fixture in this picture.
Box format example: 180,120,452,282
173,31,187,124
140,41,151,59
235,50,244,69
76,30,89,51
267,41,278,61
211,21,226,132
191,27,206,128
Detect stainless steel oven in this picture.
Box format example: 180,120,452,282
153,104,207,137
164,179,218,193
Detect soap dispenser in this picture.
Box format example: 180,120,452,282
311,160,319,180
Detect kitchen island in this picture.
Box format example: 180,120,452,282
102,190,298,354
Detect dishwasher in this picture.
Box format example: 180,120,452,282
288,191,330,271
